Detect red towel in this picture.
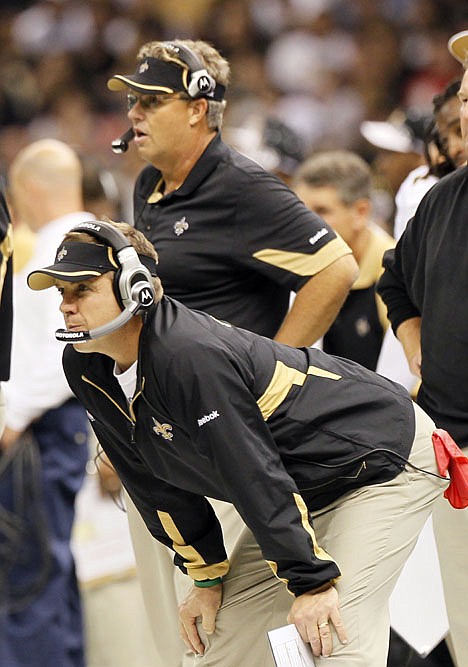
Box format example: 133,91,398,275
432,429,468,509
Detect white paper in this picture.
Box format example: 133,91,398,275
268,624,316,667
71,473,137,585
389,515,449,657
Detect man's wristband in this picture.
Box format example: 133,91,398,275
194,577,223,588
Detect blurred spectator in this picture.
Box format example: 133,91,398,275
224,114,305,183
80,154,123,221
0,0,464,185
360,108,428,232
0,139,90,667
352,19,403,121
11,0,95,56
292,149,394,370
262,4,363,151
432,78,466,171
393,78,465,240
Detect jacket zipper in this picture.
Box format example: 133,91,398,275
82,374,135,424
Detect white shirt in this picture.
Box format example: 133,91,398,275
114,361,137,404
393,165,438,241
4,212,95,431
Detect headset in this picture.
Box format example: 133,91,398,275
55,221,156,343
162,42,217,99
112,42,217,154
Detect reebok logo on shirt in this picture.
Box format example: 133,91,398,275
197,410,220,427
309,228,329,245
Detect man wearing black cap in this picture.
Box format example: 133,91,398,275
106,38,359,666
378,30,468,667
26,218,448,667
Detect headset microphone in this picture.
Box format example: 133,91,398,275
55,275,155,343
55,306,137,343
111,127,135,154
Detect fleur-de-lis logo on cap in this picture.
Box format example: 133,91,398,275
139,61,149,74
57,248,68,262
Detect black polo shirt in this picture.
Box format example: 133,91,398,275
134,134,351,337
0,189,13,381
323,226,393,370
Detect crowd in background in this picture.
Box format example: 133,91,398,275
1,0,467,232
1,4,468,667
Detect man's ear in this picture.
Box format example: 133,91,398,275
351,198,371,231
188,97,209,126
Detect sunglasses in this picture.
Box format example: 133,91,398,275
126,92,189,111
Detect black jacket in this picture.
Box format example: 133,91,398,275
64,297,415,596
378,166,468,447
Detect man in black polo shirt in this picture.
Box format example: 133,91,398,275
107,38,358,666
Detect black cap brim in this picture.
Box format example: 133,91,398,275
107,58,187,95
27,242,118,291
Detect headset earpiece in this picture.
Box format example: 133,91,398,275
68,220,155,315
163,42,216,99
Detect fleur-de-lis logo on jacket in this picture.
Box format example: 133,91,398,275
152,417,173,441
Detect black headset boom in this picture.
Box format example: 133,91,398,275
162,42,216,99
55,221,156,343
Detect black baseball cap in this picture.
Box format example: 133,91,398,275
107,57,225,101
28,241,157,291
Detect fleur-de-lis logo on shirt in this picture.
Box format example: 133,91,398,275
152,417,173,441
174,217,189,236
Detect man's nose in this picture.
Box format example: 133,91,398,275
59,293,77,313
128,102,143,122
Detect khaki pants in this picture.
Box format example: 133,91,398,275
433,494,468,666
82,575,160,667
127,403,446,667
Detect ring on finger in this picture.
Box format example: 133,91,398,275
318,622,329,629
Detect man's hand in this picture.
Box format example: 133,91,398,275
396,317,422,379
95,451,122,498
178,583,223,655
287,586,348,658
0,426,21,451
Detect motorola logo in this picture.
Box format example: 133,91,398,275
198,75,211,92
138,288,154,306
